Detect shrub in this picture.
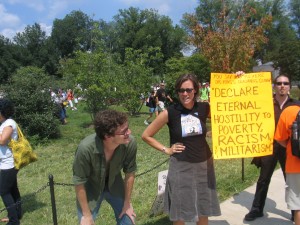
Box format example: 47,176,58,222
2,66,61,141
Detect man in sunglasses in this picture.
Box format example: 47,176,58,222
245,74,298,221
73,109,137,225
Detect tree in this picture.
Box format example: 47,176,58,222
183,0,272,72
61,47,154,116
185,54,211,82
0,35,20,82
51,10,93,58
2,66,61,142
262,17,300,80
61,50,117,117
12,23,60,75
119,48,153,115
13,23,48,68
252,0,300,80
111,7,186,76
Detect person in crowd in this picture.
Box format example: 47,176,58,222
244,74,297,221
274,105,300,225
142,74,221,225
199,82,210,102
73,109,137,225
50,88,57,102
0,99,22,225
67,89,77,111
54,89,67,125
155,83,173,115
144,90,157,125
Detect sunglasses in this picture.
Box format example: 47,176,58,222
275,82,290,86
177,88,194,93
115,127,130,136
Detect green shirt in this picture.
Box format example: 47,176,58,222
200,87,209,101
72,133,137,211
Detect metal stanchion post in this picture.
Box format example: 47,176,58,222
49,174,58,225
242,158,245,181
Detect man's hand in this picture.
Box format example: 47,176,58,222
80,215,95,225
75,185,94,225
119,203,136,224
235,71,245,77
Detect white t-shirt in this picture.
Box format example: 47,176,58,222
0,118,18,169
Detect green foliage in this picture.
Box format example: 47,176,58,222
51,10,93,58
0,35,21,82
256,1,300,80
12,23,60,75
61,51,122,117
119,48,153,114
13,23,47,65
185,54,211,82
61,48,154,116
112,7,185,75
183,0,273,72
2,66,61,142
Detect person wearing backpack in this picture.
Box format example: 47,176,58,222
144,90,157,125
274,105,300,225
244,74,297,221
155,83,173,114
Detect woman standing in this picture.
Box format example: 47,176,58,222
142,74,220,225
0,99,22,225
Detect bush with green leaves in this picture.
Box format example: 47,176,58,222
62,48,154,116
118,48,153,115
2,66,61,143
62,51,121,118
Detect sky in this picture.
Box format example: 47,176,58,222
0,0,198,40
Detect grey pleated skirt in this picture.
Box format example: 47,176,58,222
164,156,221,222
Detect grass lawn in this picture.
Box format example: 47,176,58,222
0,102,263,225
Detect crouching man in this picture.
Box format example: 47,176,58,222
73,109,137,225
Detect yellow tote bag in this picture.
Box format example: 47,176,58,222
8,125,37,170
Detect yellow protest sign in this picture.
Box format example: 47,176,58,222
210,72,274,159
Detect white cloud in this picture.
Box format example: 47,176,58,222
156,3,171,15
40,23,52,37
0,4,20,28
0,28,17,39
1,22,52,40
117,0,196,21
0,25,25,40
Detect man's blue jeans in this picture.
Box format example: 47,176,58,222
77,190,134,225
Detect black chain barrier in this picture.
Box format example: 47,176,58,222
0,158,169,224
136,158,169,177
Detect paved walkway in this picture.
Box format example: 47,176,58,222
186,169,292,225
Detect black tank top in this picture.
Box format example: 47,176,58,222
167,102,212,162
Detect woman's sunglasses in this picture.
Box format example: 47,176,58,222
177,88,194,93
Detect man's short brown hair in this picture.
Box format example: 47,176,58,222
94,110,128,140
